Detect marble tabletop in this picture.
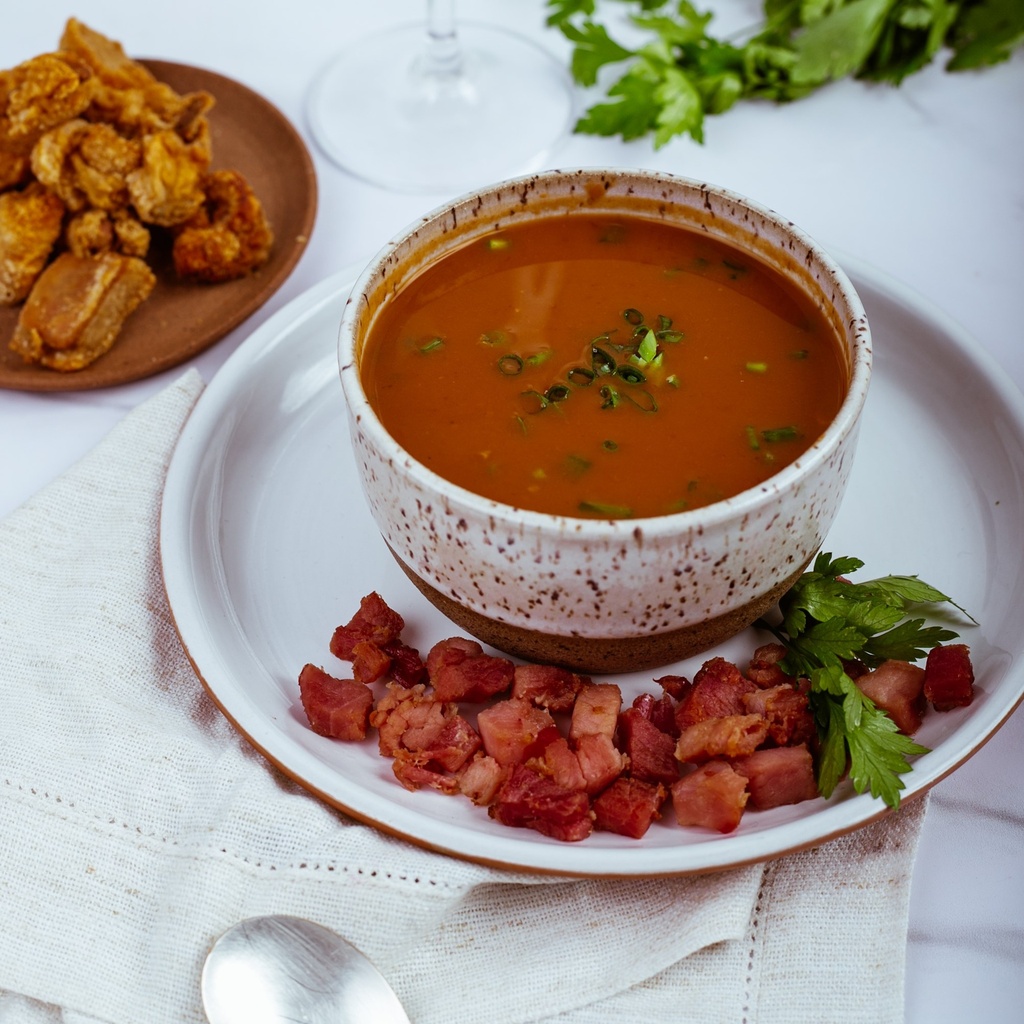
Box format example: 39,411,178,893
2,2,1022,1020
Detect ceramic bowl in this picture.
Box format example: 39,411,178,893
337,169,872,674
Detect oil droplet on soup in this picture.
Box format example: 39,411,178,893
361,216,848,519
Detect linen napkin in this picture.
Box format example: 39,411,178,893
0,370,926,1024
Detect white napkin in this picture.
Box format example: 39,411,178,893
0,370,925,1024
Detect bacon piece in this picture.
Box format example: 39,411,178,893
675,657,757,729
477,698,555,766
670,761,749,833
427,637,515,702
297,663,373,741
732,744,819,810
574,732,628,794
618,708,679,786
330,592,405,660
592,777,666,839
923,644,975,712
653,674,691,701
856,660,926,735
746,643,793,688
631,691,679,736
351,640,392,683
383,640,428,687
528,735,586,792
741,684,815,746
511,663,584,712
458,755,507,806
675,714,769,764
392,753,461,795
490,763,593,842
569,682,622,742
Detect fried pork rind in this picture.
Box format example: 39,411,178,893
9,251,155,371
0,53,94,156
0,150,30,191
65,207,150,259
172,169,273,282
59,18,214,140
31,118,141,212
126,126,210,227
0,182,65,305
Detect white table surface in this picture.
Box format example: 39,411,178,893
2,2,1021,1020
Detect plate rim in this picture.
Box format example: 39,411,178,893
160,255,1024,877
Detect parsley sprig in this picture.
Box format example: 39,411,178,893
762,552,969,809
547,0,1024,146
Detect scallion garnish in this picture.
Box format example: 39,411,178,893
599,384,620,409
762,426,800,443
633,327,658,366
487,237,509,251
498,353,524,375
527,348,553,367
745,425,761,450
567,366,596,387
616,364,646,385
602,439,619,451
623,307,644,325
545,383,571,403
591,345,617,375
624,389,658,413
564,454,592,478
745,361,768,374
579,500,633,518
418,337,444,353
481,330,508,346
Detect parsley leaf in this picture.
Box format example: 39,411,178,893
546,0,1024,144
763,552,967,809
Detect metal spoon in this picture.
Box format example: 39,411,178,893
201,914,411,1024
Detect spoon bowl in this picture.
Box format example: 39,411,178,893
202,915,410,1024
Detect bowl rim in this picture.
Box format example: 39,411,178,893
338,167,872,538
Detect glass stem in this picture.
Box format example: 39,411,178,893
423,0,463,78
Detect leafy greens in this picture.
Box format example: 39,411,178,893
547,0,1024,145
761,552,968,809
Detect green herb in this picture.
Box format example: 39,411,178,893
418,337,445,353
761,425,800,442
497,353,524,375
761,552,968,808
579,499,634,517
546,0,1023,146
745,361,768,374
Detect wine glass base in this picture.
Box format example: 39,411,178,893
307,22,576,194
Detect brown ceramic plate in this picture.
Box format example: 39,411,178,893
0,60,317,392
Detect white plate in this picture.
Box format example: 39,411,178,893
160,257,1024,876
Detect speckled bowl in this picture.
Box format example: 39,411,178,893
338,169,872,674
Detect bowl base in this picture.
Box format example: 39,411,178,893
390,546,809,675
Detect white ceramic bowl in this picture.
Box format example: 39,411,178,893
338,169,872,673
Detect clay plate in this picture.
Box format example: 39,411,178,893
0,60,317,392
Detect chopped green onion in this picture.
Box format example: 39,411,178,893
722,258,747,277
480,330,508,346
623,307,644,326
418,337,444,353
599,384,620,409
616,365,646,385
591,345,617,375
564,454,592,478
745,361,768,374
790,349,810,360
567,366,596,387
579,500,633,518
762,426,801,443
514,414,528,436
657,330,685,343
745,425,761,450
634,327,658,365
527,348,553,367
520,389,550,414
602,439,619,452
657,314,672,331
487,237,509,251
497,353,524,375
666,373,680,387
624,389,658,413
545,383,571,403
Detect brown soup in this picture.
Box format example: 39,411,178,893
361,215,848,519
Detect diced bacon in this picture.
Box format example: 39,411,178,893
383,640,428,687
573,732,628,794
733,744,819,810
746,643,792,687
416,713,482,772
675,657,757,729
351,640,392,683
297,663,374,741
458,755,507,805
856,659,927,735
477,698,555,766
392,752,461,794
675,714,769,764
427,637,515,702
741,684,815,746
631,691,679,736
618,708,679,786
511,663,584,712
670,761,749,834
426,635,483,675
924,644,975,711
490,763,593,842
528,735,586,792
653,674,691,700
569,682,622,742
370,683,438,756
592,777,666,839
329,592,405,660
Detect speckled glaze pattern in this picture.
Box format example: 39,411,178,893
338,169,872,673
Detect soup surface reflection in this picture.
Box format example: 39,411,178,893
361,215,848,519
